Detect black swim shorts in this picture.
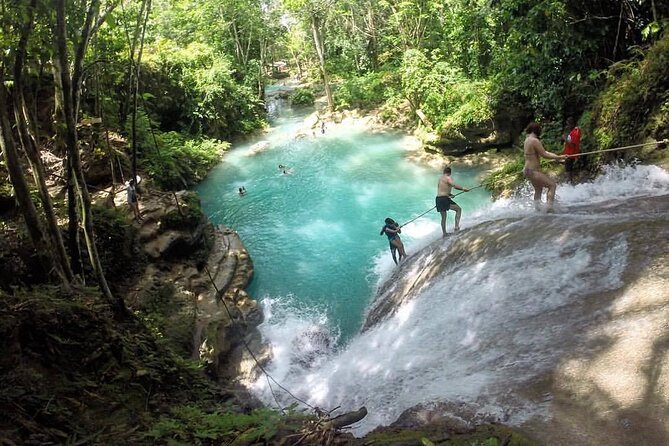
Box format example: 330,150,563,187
436,195,455,212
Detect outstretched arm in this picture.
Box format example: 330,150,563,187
536,140,566,160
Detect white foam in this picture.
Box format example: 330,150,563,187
250,164,668,434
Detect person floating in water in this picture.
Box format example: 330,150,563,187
380,218,406,264
238,186,246,196
436,166,469,237
523,122,566,212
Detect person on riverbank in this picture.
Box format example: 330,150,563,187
127,178,142,222
562,116,582,184
380,218,406,264
523,122,566,211
436,166,469,237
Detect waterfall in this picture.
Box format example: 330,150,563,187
250,164,669,442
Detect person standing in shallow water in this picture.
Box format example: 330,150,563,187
380,218,406,264
436,166,469,237
523,122,566,211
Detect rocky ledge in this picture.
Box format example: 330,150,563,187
105,186,270,383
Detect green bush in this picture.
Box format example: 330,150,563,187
585,32,669,148
145,42,267,139
290,88,315,106
140,131,229,190
399,49,493,133
335,71,393,110
160,191,204,230
91,205,145,290
146,404,284,445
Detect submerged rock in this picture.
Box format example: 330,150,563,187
291,324,334,368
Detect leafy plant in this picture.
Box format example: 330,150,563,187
290,87,315,106
91,204,145,290
335,71,392,110
146,405,284,445
140,131,229,190
160,192,204,230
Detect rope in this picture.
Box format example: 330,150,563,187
570,139,668,157
203,262,316,413
399,185,484,227
112,106,320,413
399,206,435,228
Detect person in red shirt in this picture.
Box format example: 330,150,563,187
562,116,581,184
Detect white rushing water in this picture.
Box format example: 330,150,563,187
250,163,669,434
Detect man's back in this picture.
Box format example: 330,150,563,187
437,174,453,197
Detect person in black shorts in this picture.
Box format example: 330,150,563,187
436,166,469,237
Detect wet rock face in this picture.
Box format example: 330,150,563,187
363,195,669,445
431,112,528,155
124,189,267,384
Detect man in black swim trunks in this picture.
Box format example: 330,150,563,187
436,166,469,237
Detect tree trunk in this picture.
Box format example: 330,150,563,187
311,14,334,112
289,47,303,80
13,0,74,283
55,0,126,314
131,0,151,183
0,81,66,285
52,56,84,278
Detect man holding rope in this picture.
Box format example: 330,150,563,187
523,122,566,212
436,166,469,237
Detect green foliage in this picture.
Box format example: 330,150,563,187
146,404,283,445
146,41,267,139
0,287,216,445
399,49,493,132
584,31,669,150
91,204,145,290
140,131,229,190
335,71,394,110
481,155,525,192
160,192,204,230
290,87,315,106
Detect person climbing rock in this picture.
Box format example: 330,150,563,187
380,218,406,264
436,166,469,236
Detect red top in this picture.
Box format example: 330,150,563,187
563,127,581,157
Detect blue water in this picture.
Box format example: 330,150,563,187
196,102,490,342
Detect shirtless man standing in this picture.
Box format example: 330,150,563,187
436,166,469,237
523,122,566,211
